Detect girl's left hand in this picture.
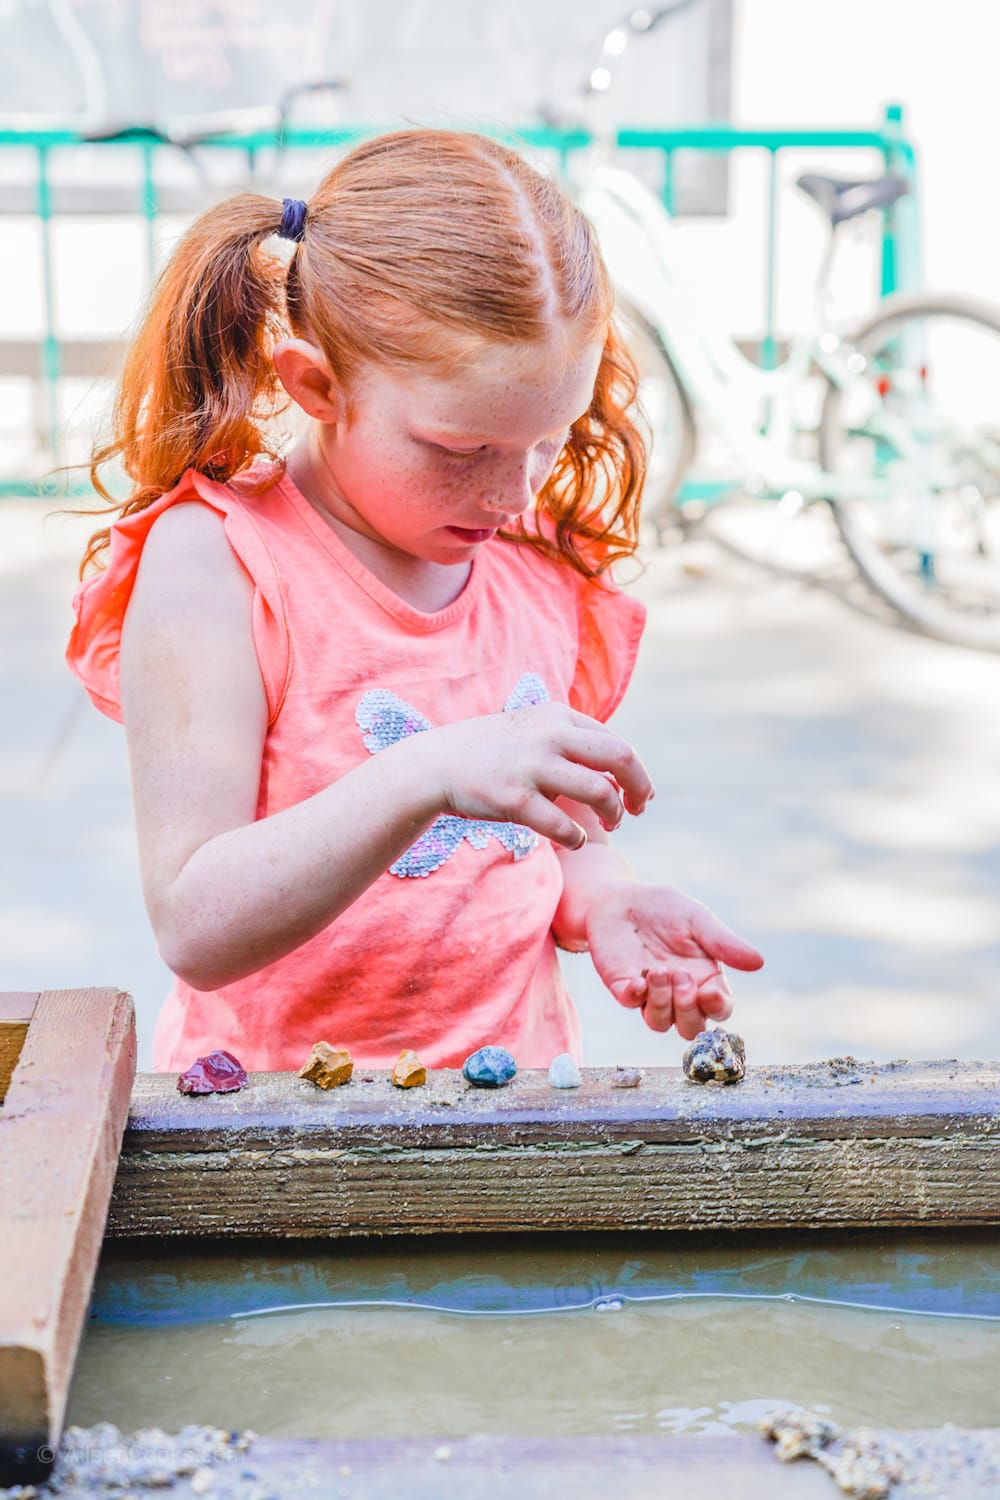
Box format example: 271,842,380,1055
584,883,765,1039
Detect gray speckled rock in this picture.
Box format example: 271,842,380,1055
462,1045,517,1088
682,1027,746,1084
548,1053,582,1088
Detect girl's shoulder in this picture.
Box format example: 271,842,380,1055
494,510,634,589
491,519,646,725
67,463,292,725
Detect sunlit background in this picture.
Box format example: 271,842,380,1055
1,0,997,1069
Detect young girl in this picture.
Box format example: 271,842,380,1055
66,128,763,1072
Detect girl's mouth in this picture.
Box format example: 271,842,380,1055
446,526,497,543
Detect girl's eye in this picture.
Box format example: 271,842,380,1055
436,443,486,459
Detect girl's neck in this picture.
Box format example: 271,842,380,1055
284,444,472,614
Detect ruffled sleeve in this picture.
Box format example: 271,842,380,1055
65,467,292,725
567,566,646,723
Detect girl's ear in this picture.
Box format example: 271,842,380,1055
273,338,348,422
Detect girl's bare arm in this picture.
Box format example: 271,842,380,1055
119,503,448,989
120,504,653,990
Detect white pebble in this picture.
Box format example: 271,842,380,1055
548,1053,582,1088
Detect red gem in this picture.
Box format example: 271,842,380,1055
176,1049,248,1094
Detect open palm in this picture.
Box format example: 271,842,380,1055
584,882,764,1039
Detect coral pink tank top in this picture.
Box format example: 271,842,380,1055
67,464,645,1071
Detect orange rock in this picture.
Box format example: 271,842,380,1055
298,1041,353,1089
392,1049,426,1088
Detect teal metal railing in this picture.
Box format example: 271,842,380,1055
0,104,918,494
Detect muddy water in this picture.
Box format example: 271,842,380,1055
70,1232,1000,1438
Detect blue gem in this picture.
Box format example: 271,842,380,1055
462,1045,517,1088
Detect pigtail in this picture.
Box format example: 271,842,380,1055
78,195,292,575
522,319,647,580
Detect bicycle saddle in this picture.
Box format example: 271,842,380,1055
796,171,909,226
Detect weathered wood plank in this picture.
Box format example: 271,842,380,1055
0,992,36,1102
108,1060,1000,1237
0,989,137,1486
44,1431,1000,1499
210,1429,1000,1500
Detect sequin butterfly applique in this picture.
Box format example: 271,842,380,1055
355,673,550,878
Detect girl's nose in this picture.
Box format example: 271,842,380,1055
483,454,535,518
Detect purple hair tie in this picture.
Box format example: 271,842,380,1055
278,197,308,243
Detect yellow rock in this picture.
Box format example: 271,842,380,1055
392,1049,426,1088
298,1041,353,1089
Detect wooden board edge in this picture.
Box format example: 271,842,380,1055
0,993,39,1023
107,1132,1000,1238
42,1430,1000,1499
47,993,137,1436
108,1057,1000,1238
0,993,39,1102
122,1059,1000,1146
0,989,136,1484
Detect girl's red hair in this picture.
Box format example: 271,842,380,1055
79,129,646,579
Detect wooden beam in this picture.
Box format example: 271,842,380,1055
108,1058,1000,1238
0,989,136,1487
0,993,37,1102
44,1430,1000,1499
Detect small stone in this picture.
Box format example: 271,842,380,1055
298,1041,353,1089
548,1053,582,1088
190,1469,214,1494
176,1050,248,1095
434,1445,452,1462
392,1049,427,1088
610,1067,643,1088
761,1409,840,1462
462,1045,517,1087
682,1027,746,1084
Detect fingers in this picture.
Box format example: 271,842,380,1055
610,974,649,1010
689,908,765,972
544,766,627,832
669,970,708,1039
508,790,589,851
562,724,654,815
484,705,653,832
617,968,734,1039
695,975,734,1023
612,967,676,1033
643,967,700,1036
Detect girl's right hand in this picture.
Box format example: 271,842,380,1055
411,702,654,849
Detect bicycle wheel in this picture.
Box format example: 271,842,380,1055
819,293,1000,651
614,298,697,537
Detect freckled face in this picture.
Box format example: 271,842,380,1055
314,337,604,564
